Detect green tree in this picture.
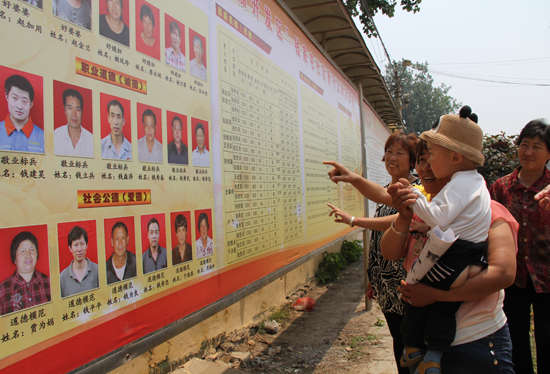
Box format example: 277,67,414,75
344,0,422,38
385,60,461,134
478,132,519,186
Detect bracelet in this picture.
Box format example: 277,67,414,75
349,216,355,227
390,220,408,235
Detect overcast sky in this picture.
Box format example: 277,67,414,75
362,0,550,136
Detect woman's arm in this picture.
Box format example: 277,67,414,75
324,161,392,206
379,182,417,260
327,203,396,231
399,218,516,306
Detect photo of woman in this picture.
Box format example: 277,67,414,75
99,0,130,47
195,211,213,259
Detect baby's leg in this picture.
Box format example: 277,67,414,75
450,265,483,288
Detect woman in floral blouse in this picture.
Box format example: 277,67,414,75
325,131,419,374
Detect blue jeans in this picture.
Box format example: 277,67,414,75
440,324,514,374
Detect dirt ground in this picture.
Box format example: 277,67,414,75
204,255,399,374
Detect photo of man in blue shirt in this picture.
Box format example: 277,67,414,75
0,74,44,153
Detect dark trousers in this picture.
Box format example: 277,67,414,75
401,301,461,352
383,312,410,374
504,277,550,374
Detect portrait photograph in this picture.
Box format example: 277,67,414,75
0,224,50,316
0,66,44,154
57,220,99,298
103,216,136,285
99,0,130,47
135,0,160,60
100,93,132,161
164,14,186,72
53,0,92,31
170,211,192,266
191,117,210,167
140,213,167,275
194,209,213,259
20,0,43,10
166,111,188,165
188,29,207,82
136,103,163,163
53,81,94,158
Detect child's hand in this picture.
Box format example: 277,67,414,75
398,178,411,188
387,182,416,220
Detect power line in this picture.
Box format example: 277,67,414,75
429,70,550,86
430,69,550,82
358,0,393,65
430,57,550,67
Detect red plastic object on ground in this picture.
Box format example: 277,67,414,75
292,297,316,311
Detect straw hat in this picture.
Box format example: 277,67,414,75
420,106,485,166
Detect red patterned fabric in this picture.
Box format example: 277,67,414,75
0,270,51,315
490,167,550,293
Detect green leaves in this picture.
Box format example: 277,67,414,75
315,240,364,284
344,0,422,38
341,239,364,263
478,132,519,186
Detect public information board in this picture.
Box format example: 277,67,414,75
0,0,390,372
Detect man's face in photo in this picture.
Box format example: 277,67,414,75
148,222,159,250
111,226,128,258
70,235,88,262
143,115,156,142
170,28,180,50
64,95,83,130
172,119,182,144
108,104,125,137
6,86,33,123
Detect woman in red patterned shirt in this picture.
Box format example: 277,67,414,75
490,119,550,374
0,231,51,315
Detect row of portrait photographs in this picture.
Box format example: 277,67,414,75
0,66,210,166
0,209,214,316
20,0,207,81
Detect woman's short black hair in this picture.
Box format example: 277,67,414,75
10,231,39,264
106,0,123,11
197,213,209,232
416,139,429,165
516,119,550,152
140,4,154,26
174,214,187,233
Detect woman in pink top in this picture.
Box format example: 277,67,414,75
381,140,517,374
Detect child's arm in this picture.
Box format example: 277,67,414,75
410,185,465,229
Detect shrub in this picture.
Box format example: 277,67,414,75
315,240,364,284
341,240,363,264
478,132,519,186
